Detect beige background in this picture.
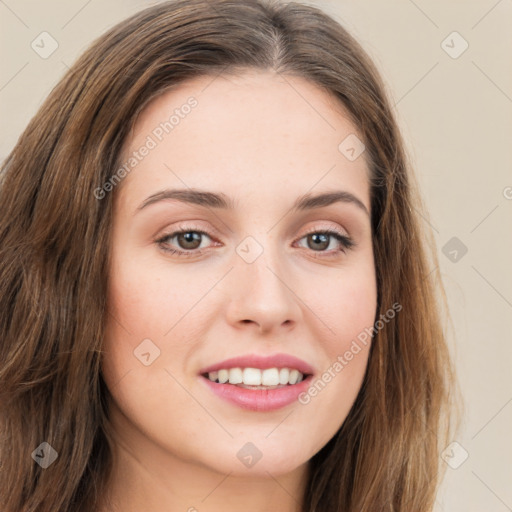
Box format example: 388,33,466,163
1,0,511,510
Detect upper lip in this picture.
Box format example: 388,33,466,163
199,353,315,376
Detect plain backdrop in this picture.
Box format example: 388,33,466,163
1,1,511,510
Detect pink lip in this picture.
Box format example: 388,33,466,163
199,353,314,375
198,353,315,412
200,374,313,412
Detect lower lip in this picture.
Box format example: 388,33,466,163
200,375,313,412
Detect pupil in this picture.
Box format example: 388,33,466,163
180,232,200,248
310,233,328,250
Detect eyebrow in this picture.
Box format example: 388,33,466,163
135,188,370,217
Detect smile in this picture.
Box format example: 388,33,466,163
204,367,305,388
199,354,314,411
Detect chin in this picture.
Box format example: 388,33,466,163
196,436,313,477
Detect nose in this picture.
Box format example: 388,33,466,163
224,242,302,335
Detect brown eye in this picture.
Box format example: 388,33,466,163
155,226,354,259
156,227,213,257
176,231,203,250
306,233,330,251
297,229,354,256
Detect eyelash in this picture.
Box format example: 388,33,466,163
155,224,355,259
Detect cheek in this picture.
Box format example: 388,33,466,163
100,261,209,453
330,273,376,373
330,283,376,351
105,246,210,345
295,263,376,442
101,255,177,396
313,262,377,354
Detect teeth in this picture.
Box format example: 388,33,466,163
288,369,299,385
207,367,305,386
262,368,279,386
243,367,261,385
228,367,243,385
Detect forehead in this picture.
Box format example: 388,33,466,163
116,70,370,212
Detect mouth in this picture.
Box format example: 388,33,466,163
198,354,314,411
201,367,310,390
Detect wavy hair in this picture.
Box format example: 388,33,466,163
0,0,457,510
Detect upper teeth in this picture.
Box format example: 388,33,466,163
207,367,304,386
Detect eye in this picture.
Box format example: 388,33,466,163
155,224,214,258
155,225,355,259
295,228,354,258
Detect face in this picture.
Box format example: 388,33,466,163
101,70,377,479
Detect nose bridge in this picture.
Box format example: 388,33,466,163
237,228,287,294
238,232,282,286
225,227,301,332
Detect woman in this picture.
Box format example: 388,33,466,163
0,0,457,510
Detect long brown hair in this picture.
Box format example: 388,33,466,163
0,0,457,510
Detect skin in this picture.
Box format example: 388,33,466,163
100,70,377,512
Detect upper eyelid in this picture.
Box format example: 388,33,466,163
156,224,352,251
157,222,350,241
